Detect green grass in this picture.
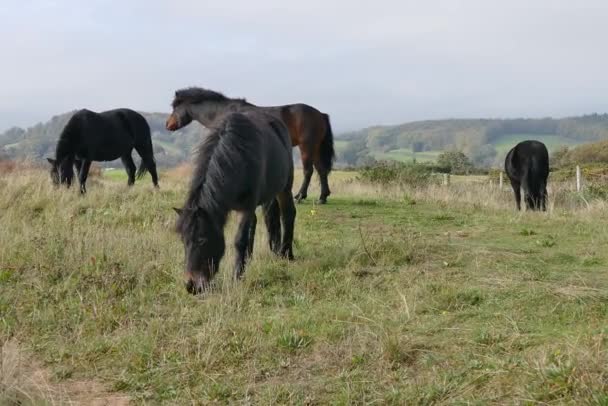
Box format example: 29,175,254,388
494,133,581,156
102,168,129,181
1,170,608,403
373,148,442,163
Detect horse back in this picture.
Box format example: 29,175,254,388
505,140,549,182
230,111,293,204
260,103,325,147
70,109,144,161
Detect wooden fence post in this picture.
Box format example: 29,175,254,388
576,165,581,192
443,173,450,186
499,172,504,190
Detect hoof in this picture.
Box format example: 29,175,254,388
316,198,327,205
280,248,294,260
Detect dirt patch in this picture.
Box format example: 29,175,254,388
1,340,130,405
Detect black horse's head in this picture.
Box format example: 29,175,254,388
46,158,74,187
174,206,225,294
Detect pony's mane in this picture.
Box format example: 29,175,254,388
176,112,261,235
171,87,249,108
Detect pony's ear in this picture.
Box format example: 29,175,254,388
173,207,183,216
46,158,56,165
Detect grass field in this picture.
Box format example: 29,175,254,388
2,168,608,404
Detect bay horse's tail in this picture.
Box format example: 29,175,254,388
320,113,335,173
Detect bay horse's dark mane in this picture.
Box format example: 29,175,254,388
176,113,260,235
171,87,249,108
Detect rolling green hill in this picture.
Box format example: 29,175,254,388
2,112,608,168
337,115,608,167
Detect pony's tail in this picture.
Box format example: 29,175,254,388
136,159,149,179
319,113,335,173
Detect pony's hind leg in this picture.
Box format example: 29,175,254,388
294,151,313,203
263,199,281,254
77,160,92,194
121,155,136,186
277,190,296,260
234,210,257,280
510,180,522,210
144,156,159,188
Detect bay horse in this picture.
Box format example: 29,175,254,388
165,87,335,203
173,109,296,294
505,140,549,211
47,108,159,193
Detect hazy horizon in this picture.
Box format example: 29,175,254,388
2,0,608,133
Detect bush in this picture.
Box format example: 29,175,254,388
358,161,435,188
436,151,474,175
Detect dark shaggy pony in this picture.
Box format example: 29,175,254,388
166,87,335,203
47,108,158,193
505,140,549,211
174,110,296,294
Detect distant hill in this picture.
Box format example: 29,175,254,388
337,114,608,167
2,112,608,168
0,111,208,168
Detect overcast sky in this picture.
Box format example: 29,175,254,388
1,0,608,132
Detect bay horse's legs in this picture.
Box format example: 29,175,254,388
510,180,522,210
294,151,313,203
263,199,281,254
234,210,256,279
121,155,136,186
313,161,331,204
77,160,92,194
277,190,296,260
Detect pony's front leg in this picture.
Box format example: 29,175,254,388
234,210,257,280
78,160,92,194
294,152,313,203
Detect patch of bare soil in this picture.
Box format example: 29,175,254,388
1,340,129,405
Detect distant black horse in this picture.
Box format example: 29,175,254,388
166,87,335,204
47,108,159,193
505,140,549,211
173,110,296,294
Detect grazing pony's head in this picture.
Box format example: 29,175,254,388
174,206,225,294
46,158,74,187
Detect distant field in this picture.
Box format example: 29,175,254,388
493,134,580,157
372,148,441,163
333,140,349,153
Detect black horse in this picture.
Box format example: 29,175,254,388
47,108,159,193
165,87,335,204
505,140,549,211
173,110,296,294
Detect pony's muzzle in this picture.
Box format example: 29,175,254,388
166,114,179,131
184,271,208,295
